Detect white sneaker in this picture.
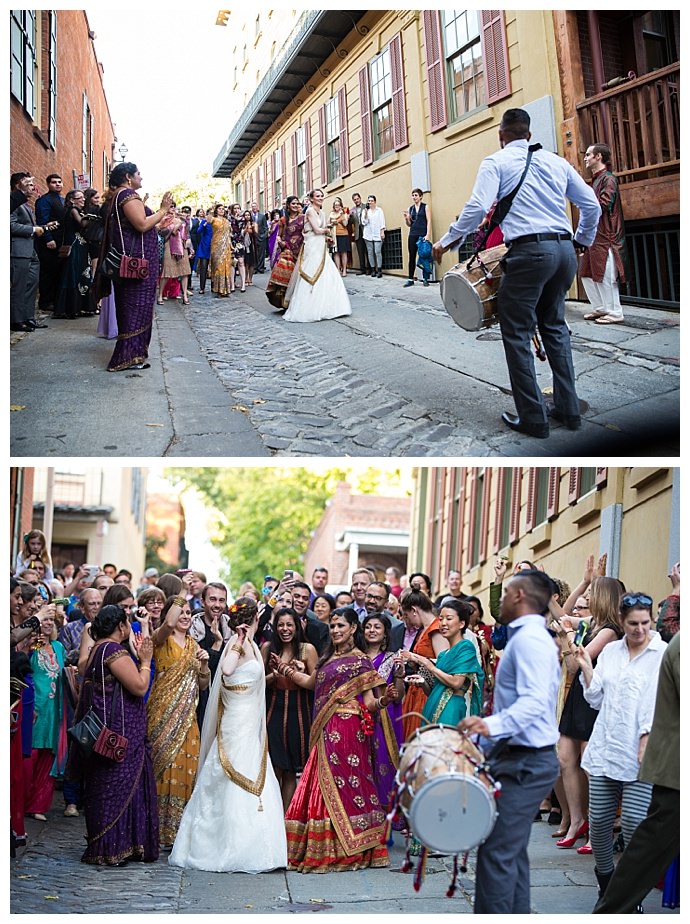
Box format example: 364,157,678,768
63,804,79,817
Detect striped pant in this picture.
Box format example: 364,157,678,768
588,775,653,874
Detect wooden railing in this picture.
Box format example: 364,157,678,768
576,63,679,186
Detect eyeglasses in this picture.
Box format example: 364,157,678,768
621,593,653,609
365,593,387,602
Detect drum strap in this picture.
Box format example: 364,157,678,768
473,143,542,256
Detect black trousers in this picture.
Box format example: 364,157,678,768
10,255,39,324
355,235,369,273
36,242,62,310
593,785,680,913
255,236,267,272
407,233,430,280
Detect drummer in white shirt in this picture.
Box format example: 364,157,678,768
433,107,601,439
460,569,560,914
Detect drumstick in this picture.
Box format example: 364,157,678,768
533,333,546,361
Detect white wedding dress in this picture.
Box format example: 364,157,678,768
168,653,287,873
283,207,352,322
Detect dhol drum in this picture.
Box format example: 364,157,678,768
395,724,498,855
440,244,507,331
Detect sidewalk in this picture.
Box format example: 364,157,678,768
10,273,679,458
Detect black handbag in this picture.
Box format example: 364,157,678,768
68,707,105,757
67,645,128,760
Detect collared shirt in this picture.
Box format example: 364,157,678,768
362,207,386,241
58,616,87,665
439,139,601,251
581,632,667,781
481,613,560,748
353,601,368,622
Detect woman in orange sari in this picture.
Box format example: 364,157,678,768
398,588,449,742
146,595,211,849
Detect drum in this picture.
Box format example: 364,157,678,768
440,244,507,331
396,724,498,854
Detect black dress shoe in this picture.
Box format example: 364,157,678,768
547,406,582,430
10,322,33,332
26,320,48,329
501,411,549,439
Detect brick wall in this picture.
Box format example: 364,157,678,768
10,10,115,193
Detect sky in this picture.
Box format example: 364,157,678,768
86,8,235,192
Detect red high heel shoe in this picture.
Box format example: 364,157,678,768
556,820,589,848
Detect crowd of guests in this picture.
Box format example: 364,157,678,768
9,530,679,908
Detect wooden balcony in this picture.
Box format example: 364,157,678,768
576,64,679,222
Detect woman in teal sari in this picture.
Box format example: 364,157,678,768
408,599,484,726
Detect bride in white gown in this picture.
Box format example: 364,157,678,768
283,188,352,322
169,599,287,873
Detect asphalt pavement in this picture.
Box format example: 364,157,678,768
10,271,679,458
10,791,679,914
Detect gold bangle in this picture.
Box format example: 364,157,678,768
173,595,186,608
231,644,245,656
140,666,151,672
199,669,211,677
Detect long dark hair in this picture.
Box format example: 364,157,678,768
267,607,304,661
361,612,392,652
317,607,364,668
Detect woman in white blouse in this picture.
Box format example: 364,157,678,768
573,592,667,904
361,195,386,278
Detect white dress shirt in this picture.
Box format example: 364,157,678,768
580,632,667,781
362,207,386,241
439,139,601,251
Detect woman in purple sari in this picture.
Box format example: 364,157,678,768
67,605,158,866
266,196,305,310
278,607,399,872
97,163,173,372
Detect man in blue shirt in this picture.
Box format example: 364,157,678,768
434,108,601,438
460,569,560,913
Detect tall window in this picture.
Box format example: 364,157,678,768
497,467,513,551
325,97,340,182
443,9,484,121
10,10,36,116
273,148,282,209
82,94,93,176
47,12,57,146
370,47,394,159
296,125,306,199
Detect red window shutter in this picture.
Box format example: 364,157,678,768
280,141,286,189
338,85,350,177
467,468,478,563
525,468,537,533
481,10,511,104
509,467,521,544
291,132,298,192
479,469,491,564
457,477,466,575
547,468,559,520
255,167,260,204
493,468,505,554
423,10,448,132
318,104,327,185
595,467,608,487
263,161,268,206
359,65,373,167
266,157,273,208
389,33,409,151
567,468,580,505
304,118,313,190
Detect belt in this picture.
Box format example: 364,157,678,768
503,744,555,754
508,232,572,245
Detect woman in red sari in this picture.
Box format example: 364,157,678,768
275,607,398,872
266,196,305,310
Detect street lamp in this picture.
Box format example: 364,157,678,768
118,143,128,162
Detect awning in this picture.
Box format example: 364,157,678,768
213,10,368,177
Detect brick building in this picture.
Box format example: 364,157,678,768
10,10,115,194
304,481,410,590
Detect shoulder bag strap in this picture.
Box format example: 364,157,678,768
474,143,542,254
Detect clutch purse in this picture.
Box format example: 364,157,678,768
93,725,128,762
119,254,149,279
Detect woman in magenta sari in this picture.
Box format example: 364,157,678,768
276,607,398,872
266,196,305,310
362,613,405,813
68,605,159,866
95,163,173,372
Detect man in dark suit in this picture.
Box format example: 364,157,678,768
291,580,329,655
251,201,269,273
34,173,65,311
350,192,369,275
363,580,405,650
10,175,58,331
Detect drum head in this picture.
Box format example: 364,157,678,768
440,273,484,331
408,773,497,854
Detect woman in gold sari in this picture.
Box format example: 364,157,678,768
146,594,211,849
206,204,235,296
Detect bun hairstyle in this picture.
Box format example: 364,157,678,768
91,605,127,640
227,596,259,631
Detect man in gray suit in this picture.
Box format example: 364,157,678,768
10,174,58,332
350,192,370,275
251,201,269,273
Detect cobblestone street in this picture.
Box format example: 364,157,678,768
11,272,679,458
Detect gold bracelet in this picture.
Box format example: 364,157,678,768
199,669,211,677
231,644,245,656
173,595,186,608
140,666,151,672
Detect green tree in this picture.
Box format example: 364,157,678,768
145,534,171,574
164,467,409,593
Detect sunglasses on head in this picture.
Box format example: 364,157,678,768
621,593,653,608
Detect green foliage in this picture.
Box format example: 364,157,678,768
148,172,234,211
164,466,410,593
145,534,172,574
